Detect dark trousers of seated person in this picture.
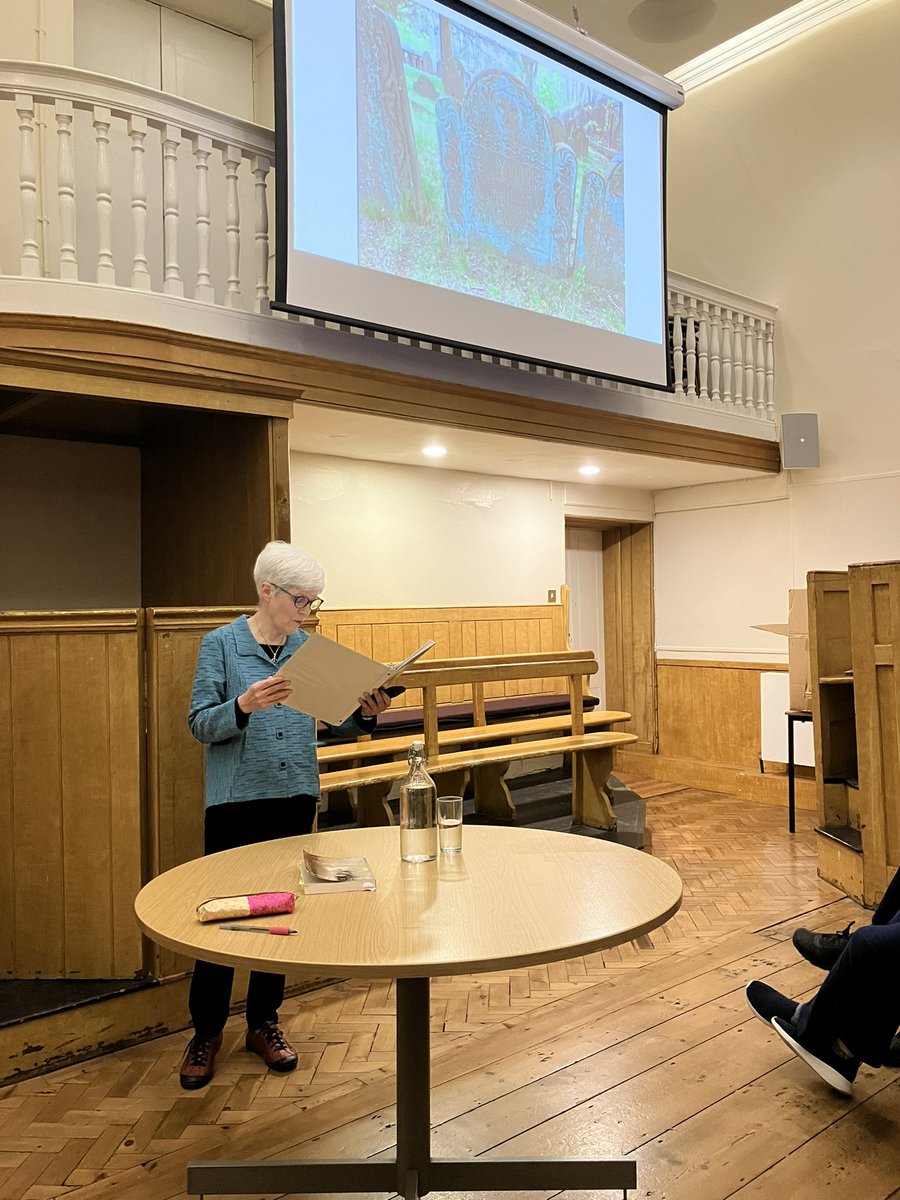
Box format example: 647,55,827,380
189,795,317,1039
794,904,900,1068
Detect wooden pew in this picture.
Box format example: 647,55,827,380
317,650,635,830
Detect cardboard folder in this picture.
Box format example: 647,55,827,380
277,634,435,725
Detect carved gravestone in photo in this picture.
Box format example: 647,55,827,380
438,70,575,270
357,0,424,221
575,158,624,285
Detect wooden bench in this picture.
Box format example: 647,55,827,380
317,650,635,831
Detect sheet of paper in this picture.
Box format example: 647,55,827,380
277,635,435,726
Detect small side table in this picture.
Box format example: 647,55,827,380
786,709,813,834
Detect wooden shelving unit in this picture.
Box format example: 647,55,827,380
807,562,900,905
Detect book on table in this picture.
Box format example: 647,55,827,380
277,633,435,725
298,850,376,894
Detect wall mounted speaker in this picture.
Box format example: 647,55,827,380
781,413,820,469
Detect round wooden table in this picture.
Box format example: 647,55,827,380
135,825,682,1199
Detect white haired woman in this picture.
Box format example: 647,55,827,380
179,541,391,1089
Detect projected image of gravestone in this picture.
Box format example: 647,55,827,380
355,0,625,336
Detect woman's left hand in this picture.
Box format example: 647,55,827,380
358,688,392,717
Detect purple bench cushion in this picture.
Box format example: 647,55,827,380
372,692,600,737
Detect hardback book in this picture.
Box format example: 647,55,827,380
277,634,435,725
298,850,377,894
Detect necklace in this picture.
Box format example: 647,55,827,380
250,616,286,667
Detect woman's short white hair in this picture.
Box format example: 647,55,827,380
253,541,325,595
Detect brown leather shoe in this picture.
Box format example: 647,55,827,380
179,1033,223,1090
245,1022,298,1072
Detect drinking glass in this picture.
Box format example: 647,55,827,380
437,795,463,854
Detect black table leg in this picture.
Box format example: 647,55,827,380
787,713,796,834
187,974,637,1197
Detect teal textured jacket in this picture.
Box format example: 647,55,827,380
188,615,367,808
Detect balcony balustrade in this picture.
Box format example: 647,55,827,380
0,61,775,425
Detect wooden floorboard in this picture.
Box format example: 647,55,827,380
0,783,897,1199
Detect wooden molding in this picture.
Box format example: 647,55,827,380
0,313,780,472
657,658,788,671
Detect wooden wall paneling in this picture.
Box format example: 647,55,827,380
317,604,570,712
59,633,115,979
107,624,147,977
268,416,292,542
145,608,249,981
656,662,764,769
141,410,283,608
0,638,13,976
0,612,144,981
602,524,656,753
8,633,65,978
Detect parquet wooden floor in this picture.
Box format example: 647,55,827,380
1,782,898,1200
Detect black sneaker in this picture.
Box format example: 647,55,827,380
771,1016,858,1095
791,922,853,970
886,1036,900,1068
745,980,799,1027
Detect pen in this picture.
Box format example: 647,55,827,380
219,924,298,936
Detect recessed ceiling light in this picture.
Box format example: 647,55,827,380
422,445,447,458
579,464,601,477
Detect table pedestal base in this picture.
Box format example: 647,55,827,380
187,977,636,1198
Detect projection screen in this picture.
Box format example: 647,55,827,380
274,0,679,389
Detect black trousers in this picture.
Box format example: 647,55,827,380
189,795,317,1039
795,864,900,1067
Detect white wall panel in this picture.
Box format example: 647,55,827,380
160,8,254,119
654,494,792,660
73,0,162,87
290,452,566,609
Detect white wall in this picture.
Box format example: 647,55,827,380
290,451,568,609
0,435,142,609
655,0,900,658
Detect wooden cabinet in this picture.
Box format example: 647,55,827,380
807,562,900,906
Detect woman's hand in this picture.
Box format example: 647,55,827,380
358,688,392,718
237,675,293,713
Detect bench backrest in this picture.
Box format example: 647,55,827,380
396,650,599,755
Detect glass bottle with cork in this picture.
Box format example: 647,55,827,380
399,739,437,862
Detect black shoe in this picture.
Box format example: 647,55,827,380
745,981,799,1027
792,922,853,970
179,1033,223,1090
885,1035,900,1068
771,1016,858,1095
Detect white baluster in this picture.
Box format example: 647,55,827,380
93,105,115,284
162,124,183,296
670,293,685,398
191,133,215,302
127,114,151,290
15,94,40,277
55,99,77,280
684,300,697,400
697,301,709,404
754,320,767,414
709,305,721,404
252,153,270,311
732,314,744,408
765,322,775,418
222,143,242,307
744,324,755,408
720,313,734,407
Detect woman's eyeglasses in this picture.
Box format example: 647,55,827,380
270,583,324,613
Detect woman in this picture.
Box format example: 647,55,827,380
180,541,390,1089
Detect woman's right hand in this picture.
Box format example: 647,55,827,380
237,675,293,713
